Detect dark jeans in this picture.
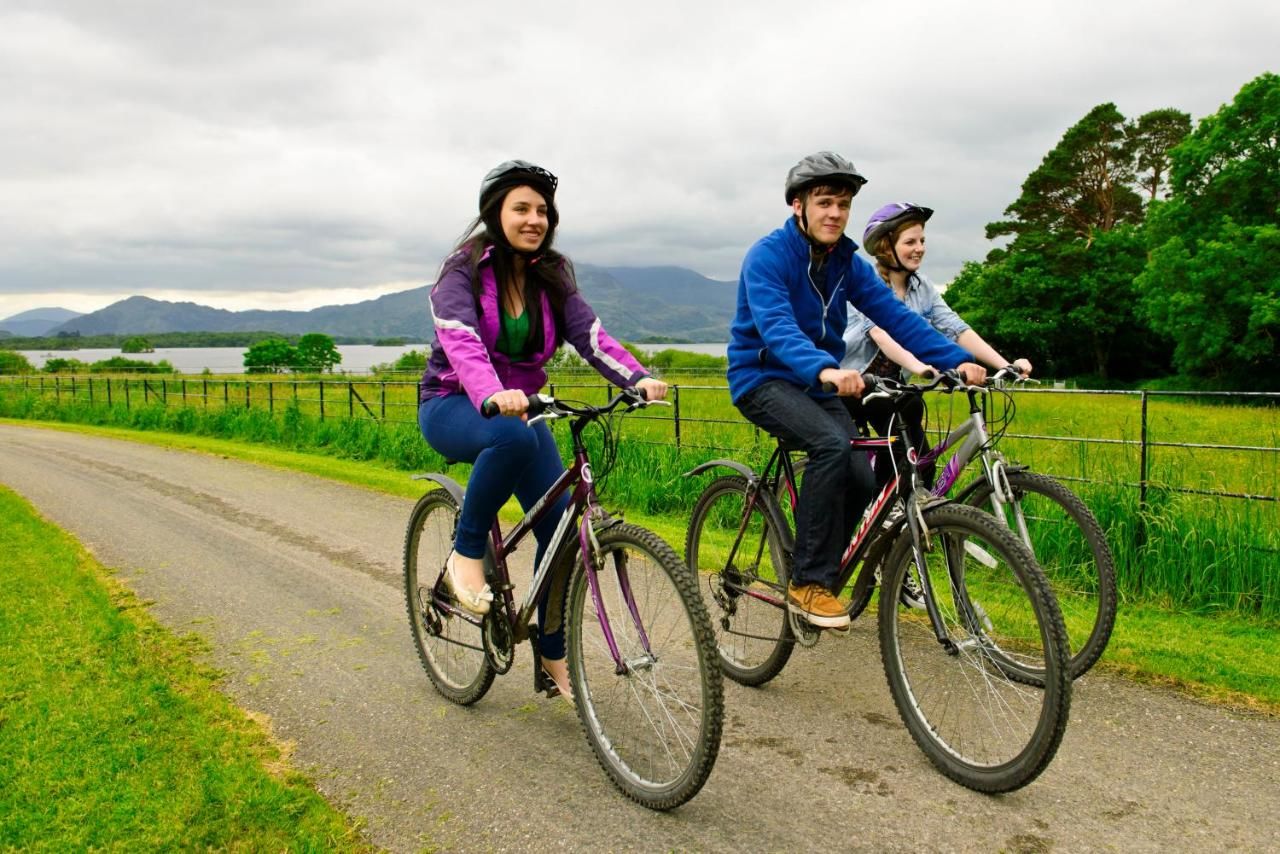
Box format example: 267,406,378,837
736,381,877,590
418,394,571,659
843,394,937,489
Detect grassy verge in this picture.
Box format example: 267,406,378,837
0,483,370,851
3,416,1276,716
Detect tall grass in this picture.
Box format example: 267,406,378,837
3,376,1276,622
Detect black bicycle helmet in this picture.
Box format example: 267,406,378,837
478,160,559,212
784,151,868,204
862,202,934,255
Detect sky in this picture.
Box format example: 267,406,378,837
1,0,1276,320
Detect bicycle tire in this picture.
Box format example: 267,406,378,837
403,490,496,705
965,470,1117,679
685,475,795,686
568,523,724,810
879,503,1071,793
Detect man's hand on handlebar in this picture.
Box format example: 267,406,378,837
818,367,866,397
956,362,988,386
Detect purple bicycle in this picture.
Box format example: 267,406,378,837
404,388,723,810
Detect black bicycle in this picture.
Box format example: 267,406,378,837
405,389,723,810
684,375,1072,793
784,367,1117,679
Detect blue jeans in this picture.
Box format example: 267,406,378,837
736,381,876,589
418,394,571,659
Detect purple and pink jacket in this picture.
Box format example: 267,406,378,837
418,247,648,409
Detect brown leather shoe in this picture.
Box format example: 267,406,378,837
786,583,851,629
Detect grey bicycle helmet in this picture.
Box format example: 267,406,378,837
479,160,559,212
784,151,868,204
862,203,933,255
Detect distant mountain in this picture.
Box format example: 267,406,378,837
0,306,83,337
48,265,737,343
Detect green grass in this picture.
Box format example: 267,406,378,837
2,375,1277,620
0,485,371,851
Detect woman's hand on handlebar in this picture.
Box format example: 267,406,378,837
483,389,530,418
636,376,668,401
818,367,866,397
1011,358,1033,377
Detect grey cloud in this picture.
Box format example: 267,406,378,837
1,0,1276,316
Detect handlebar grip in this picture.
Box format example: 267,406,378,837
821,381,837,394
481,393,554,418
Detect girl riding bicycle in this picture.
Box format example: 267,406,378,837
842,202,1032,485
418,160,666,698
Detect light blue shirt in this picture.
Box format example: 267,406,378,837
841,272,971,376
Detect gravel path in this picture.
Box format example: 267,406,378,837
2,423,1277,853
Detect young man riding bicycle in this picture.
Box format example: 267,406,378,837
727,151,986,629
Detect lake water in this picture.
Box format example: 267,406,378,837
13,342,729,373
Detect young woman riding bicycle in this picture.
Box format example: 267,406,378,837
417,160,666,698
842,202,1032,486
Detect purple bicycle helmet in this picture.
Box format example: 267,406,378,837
862,203,933,255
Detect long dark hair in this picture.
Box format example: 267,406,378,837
441,183,576,355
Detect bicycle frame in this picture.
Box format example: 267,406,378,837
431,399,652,673
711,398,981,652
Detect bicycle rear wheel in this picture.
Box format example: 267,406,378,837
966,470,1117,679
685,475,794,686
569,523,723,810
879,503,1071,793
403,490,495,705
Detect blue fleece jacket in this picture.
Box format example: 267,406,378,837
726,217,971,403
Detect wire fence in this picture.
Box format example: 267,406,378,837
2,372,1277,507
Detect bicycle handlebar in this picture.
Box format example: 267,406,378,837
481,387,667,420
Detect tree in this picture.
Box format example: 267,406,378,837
294,333,342,373
243,338,296,374
121,336,155,353
0,350,34,374
1131,108,1192,202
1138,73,1280,385
987,103,1144,246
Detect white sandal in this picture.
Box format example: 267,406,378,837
445,552,493,615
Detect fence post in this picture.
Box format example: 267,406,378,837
269,381,274,414
380,381,386,420
106,378,113,407
673,384,682,449
124,379,131,410
70,376,76,402
319,380,325,420
245,380,251,410
55,375,60,402
223,380,229,408
348,381,354,418
1139,391,1149,510
203,378,208,409
88,377,93,405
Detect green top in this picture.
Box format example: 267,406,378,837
495,307,532,360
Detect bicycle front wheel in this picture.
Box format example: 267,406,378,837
685,475,794,686
569,523,724,810
403,490,495,705
879,503,1071,793
966,469,1117,679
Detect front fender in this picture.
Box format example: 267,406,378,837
681,458,759,483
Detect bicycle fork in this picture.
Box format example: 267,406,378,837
580,513,655,676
